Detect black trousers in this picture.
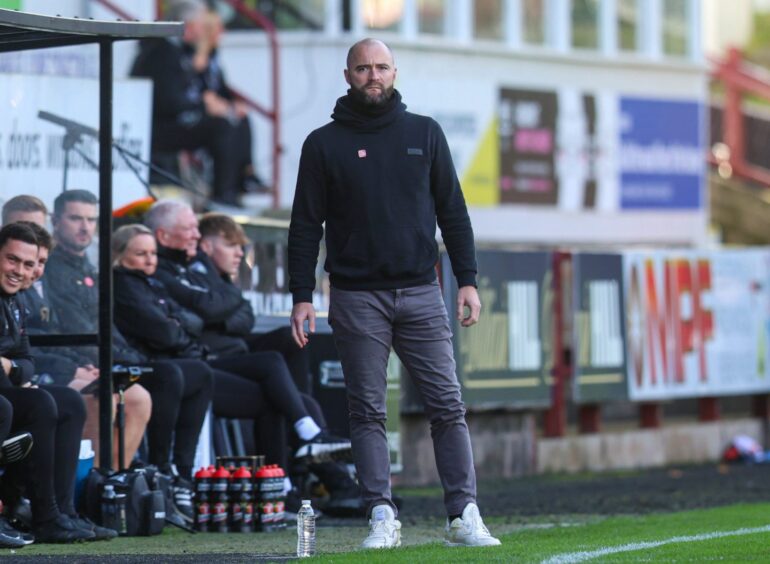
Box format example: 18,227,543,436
139,359,213,480
153,115,252,205
244,326,312,394
208,351,307,424
0,385,86,523
209,351,309,470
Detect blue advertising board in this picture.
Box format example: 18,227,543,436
619,97,704,210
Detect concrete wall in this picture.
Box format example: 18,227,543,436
537,418,763,474
397,413,764,485
397,411,538,486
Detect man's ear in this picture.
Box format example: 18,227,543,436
155,227,168,246
344,68,351,85
199,237,213,255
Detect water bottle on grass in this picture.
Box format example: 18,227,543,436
296,499,315,557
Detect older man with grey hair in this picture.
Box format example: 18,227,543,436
144,200,352,473
131,0,259,207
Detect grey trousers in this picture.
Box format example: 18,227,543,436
329,282,477,518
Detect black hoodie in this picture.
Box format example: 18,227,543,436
288,89,477,304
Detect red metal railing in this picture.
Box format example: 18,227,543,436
93,0,134,21
543,251,570,437
221,0,282,209
711,47,770,187
92,0,282,209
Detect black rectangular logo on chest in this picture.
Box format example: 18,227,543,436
407,148,423,156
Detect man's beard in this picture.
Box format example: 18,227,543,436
60,235,91,254
351,82,394,107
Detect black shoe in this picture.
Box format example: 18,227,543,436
295,431,352,462
323,485,366,518
0,432,33,465
241,174,271,195
0,515,32,547
0,530,25,549
68,514,117,541
32,514,95,544
6,497,32,532
171,477,194,525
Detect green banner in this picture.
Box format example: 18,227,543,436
0,1,22,9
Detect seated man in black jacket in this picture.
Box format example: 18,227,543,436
130,0,259,207
0,223,96,543
197,212,312,392
197,213,364,516
144,200,351,463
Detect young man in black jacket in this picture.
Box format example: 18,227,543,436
0,223,96,544
198,213,365,517
288,39,500,548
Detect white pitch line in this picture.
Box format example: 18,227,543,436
542,524,770,564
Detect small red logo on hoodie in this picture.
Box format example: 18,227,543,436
358,149,367,158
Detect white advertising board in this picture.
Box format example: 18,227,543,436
625,249,770,400
0,73,152,210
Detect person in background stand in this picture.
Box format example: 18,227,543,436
288,39,500,549
130,0,261,207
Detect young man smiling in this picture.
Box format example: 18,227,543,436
0,222,95,544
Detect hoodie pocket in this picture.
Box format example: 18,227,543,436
335,227,436,279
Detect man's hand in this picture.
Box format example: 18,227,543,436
69,365,98,392
456,286,481,327
0,357,10,376
203,91,232,118
291,302,316,348
233,100,250,119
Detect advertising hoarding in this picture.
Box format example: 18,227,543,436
441,250,554,409
625,249,770,400
619,97,704,210
573,253,629,403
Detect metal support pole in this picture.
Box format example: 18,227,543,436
698,397,720,422
639,402,663,428
544,252,568,437
117,388,126,471
578,404,601,434
98,37,115,470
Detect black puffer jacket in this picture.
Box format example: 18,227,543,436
0,291,34,387
183,255,255,357
113,267,206,360
155,246,244,325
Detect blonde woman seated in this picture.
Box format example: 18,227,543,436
16,222,152,471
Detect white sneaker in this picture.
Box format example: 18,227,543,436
445,503,501,547
360,504,402,549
